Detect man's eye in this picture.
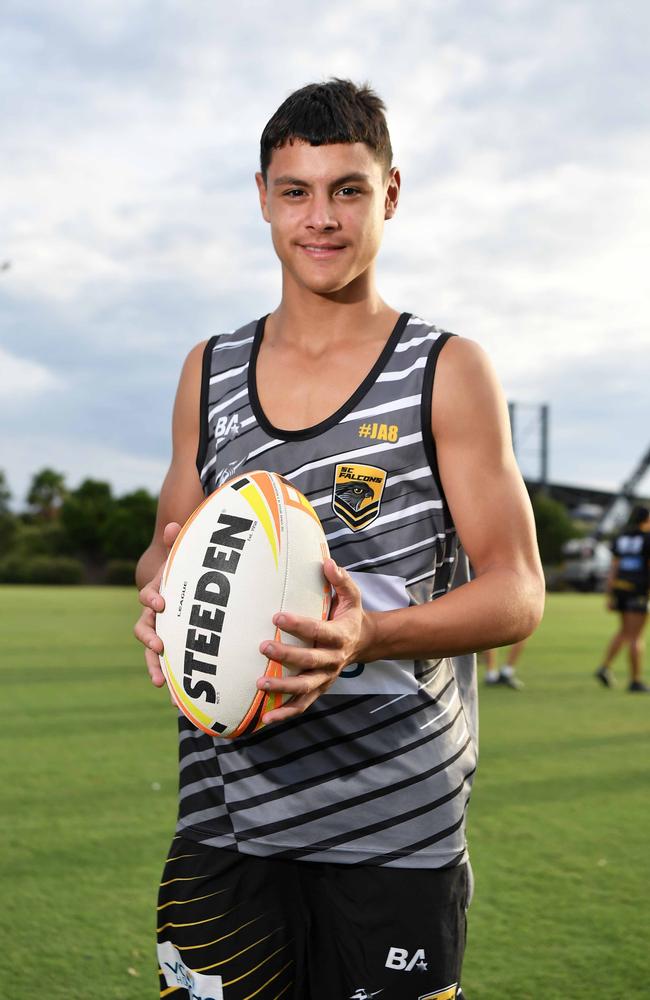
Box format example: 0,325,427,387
338,187,361,196
283,189,305,198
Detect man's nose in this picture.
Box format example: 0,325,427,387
305,192,340,231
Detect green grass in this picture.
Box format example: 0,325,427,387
1,587,178,1000
464,594,650,998
1,589,648,998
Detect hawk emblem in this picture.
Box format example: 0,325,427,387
332,463,387,531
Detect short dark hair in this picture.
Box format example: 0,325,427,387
260,78,393,180
629,504,650,526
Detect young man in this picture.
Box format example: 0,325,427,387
135,80,544,1000
595,504,650,692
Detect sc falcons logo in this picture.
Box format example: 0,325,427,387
349,991,383,999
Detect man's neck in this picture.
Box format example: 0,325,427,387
267,276,398,354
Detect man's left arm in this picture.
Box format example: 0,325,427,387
258,337,545,721
406,335,545,655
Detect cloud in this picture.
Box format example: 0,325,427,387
1,0,649,503
2,426,169,510
381,133,649,368
0,347,64,400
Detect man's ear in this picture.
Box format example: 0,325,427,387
384,167,401,221
255,172,271,223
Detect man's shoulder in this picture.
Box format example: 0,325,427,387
401,315,477,359
430,332,491,382
179,319,260,395
204,317,260,351
194,318,261,373
403,313,455,341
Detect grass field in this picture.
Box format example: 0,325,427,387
1,588,648,999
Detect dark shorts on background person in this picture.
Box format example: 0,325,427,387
612,591,649,614
157,836,469,1000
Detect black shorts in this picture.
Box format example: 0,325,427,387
612,591,648,614
157,836,469,1000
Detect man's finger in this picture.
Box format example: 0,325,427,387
135,628,164,657
163,521,182,549
139,583,166,612
271,611,328,646
258,638,336,673
139,523,181,614
134,609,164,650
258,668,332,698
323,558,360,602
261,689,321,725
145,646,166,687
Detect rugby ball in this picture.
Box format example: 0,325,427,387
157,470,331,739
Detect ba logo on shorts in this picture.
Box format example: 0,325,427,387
332,463,387,532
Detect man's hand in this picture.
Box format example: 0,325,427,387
256,559,374,724
134,522,182,686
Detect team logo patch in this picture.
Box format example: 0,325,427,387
418,986,458,1000
332,463,387,532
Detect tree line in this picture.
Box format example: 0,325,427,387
0,468,156,584
0,468,579,586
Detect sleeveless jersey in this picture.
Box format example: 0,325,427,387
611,528,650,596
176,312,478,869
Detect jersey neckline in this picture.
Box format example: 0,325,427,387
247,311,412,441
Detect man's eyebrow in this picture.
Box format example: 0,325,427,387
272,172,371,187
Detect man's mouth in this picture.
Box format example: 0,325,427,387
299,243,346,258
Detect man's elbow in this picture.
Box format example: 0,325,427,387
514,565,546,641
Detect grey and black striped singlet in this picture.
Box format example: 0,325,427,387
175,311,478,869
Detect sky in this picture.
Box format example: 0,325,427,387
1,0,649,509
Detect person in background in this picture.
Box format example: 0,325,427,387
483,638,528,689
595,504,650,692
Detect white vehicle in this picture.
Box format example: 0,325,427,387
561,443,650,592
561,537,611,592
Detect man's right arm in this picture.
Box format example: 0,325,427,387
134,340,208,685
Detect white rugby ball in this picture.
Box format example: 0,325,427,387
157,470,331,739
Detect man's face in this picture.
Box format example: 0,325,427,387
255,140,400,297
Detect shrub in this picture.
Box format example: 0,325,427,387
530,491,580,565
0,555,84,584
25,556,84,584
10,521,71,557
0,553,29,583
101,490,157,561
60,480,114,561
0,513,18,552
105,559,137,586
